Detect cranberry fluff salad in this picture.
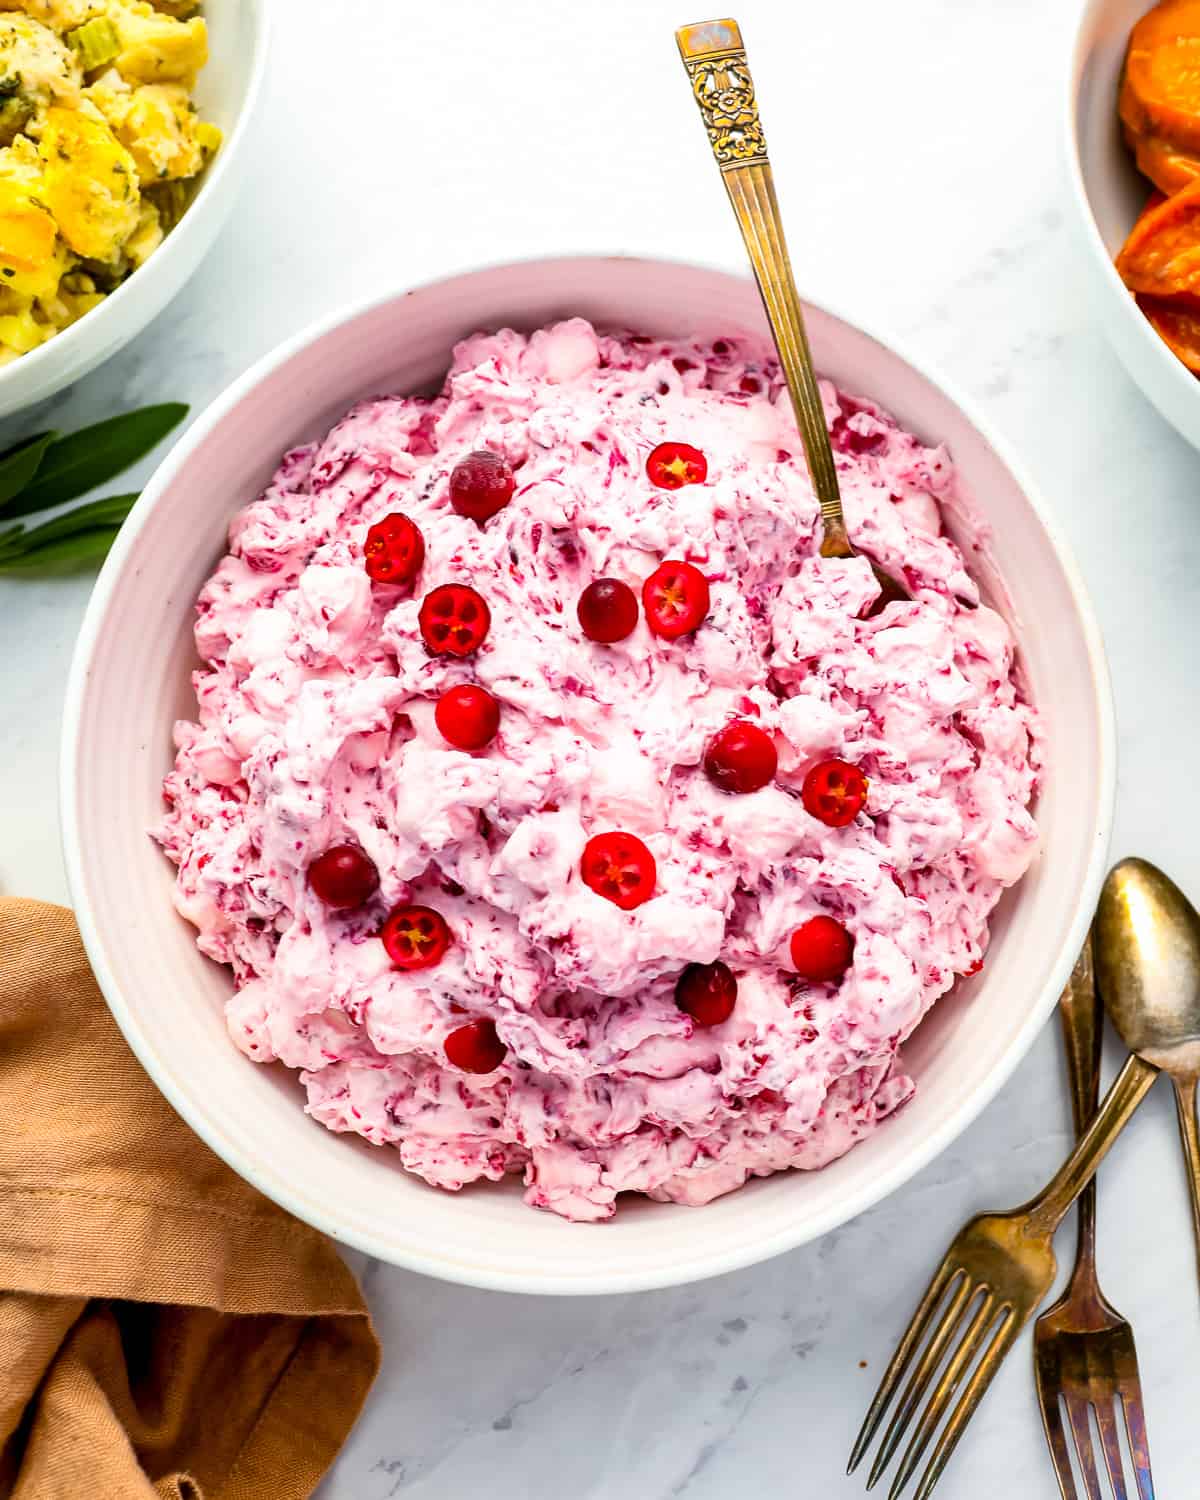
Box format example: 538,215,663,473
157,318,1040,1223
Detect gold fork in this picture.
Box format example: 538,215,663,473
847,1030,1158,1497
1034,939,1155,1500
675,19,908,606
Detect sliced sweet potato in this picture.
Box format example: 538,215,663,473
1129,0,1200,53
1138,291,1200,369
1115,178,1200,294
1131,125,1200,192
1124,37,1200,151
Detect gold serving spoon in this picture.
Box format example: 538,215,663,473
676,18,908,606
1096,856,1200,1284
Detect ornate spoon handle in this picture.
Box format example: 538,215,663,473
676,18,849,556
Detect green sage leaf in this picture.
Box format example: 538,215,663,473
0,525,124,574
0,430,55,508
2,402,186,517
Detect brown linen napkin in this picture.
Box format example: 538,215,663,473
0,898,381,1500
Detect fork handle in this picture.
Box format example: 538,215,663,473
1170,1073,1200,1289
1027,1053,1159,1236
675,19,850,556
1057,940,1102,1275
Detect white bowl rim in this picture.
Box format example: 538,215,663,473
1061,0,1200,415
0,0,272,396
60,254,1117,1293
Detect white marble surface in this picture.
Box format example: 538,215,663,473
2,0,1198,1493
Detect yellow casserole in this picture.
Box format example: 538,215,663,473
0,0,218,362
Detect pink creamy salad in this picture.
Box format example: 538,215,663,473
157,318,1040,1222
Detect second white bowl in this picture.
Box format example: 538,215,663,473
62,257,1115,1294
1066,0,1200,447
0,0,269,421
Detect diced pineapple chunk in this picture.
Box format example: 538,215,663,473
38,102,140,260
109,1,207,87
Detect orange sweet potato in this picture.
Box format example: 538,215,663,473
1138,292,1200,369
1130,126,1200,193
1122,2,1200,167
1115,178,1200,294
1129,0,1200,52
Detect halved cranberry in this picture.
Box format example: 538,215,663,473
308,845,379,909
578,577,639,642
790,916,854,982
676,960,738,1027
580,831,656,910
364,512,425,584
704,720,778,794
449,449,515,522
444,1018,507,1073
435,683,500,750
646,441,708,489
418,584,491,656
802,759,869,827
381,904,451,970
642,560,710,639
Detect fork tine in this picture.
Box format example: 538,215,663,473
864,1276,977,1488
886,1290,996,1499
1120,1385,1156,1500
1064,1393,1104,1500
1094,1396,1130,1500
1033,1347,1079,1500
908,1307,1019,1500
847,1259,959,1473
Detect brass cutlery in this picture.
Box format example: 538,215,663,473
850,853,1200,1495
1033,938,1154,1500
676,18,908,606
845,848,1200,1496
1097,857,1200,1288
847,1046,1156,1497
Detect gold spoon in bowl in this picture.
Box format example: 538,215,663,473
676,18,909,607
1095,856,1200,1281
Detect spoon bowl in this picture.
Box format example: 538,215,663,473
1096,856,1200,1277
1095,856,1200,1069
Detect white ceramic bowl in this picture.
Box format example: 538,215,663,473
62,257,1115,1295
1066,0,1200,447
0,0,269,421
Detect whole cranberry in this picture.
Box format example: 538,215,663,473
308,845,379,909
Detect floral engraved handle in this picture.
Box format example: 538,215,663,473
676,18,767,169
675,17,855,553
